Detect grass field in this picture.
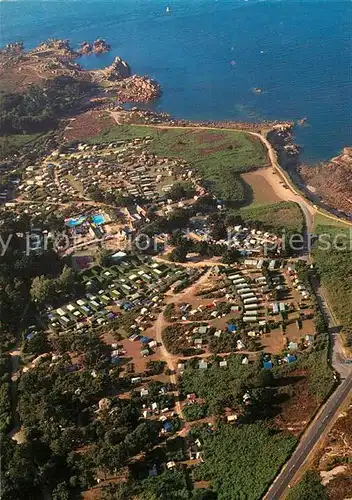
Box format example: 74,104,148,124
239,201,305,234
313,213,351,233
0,133,43,159
87,124,268,206
313,223,352,352
88,124,267,170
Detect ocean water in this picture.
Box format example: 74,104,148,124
0,0,351,162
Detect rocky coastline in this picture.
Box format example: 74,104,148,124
0,38,160,103
299,148,352,217
110,105,293,131
267,126,301,171
267,125,352,220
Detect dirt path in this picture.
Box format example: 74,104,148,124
153,254,225,269
155,312,182,415
155,269,214,416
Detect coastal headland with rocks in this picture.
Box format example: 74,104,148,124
0,38,161,103
1,37,351,221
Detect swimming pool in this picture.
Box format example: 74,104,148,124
92,214,105,225
65,216,86,227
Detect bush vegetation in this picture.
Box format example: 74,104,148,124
1,330,165,499
0,76,95,135
239,202,304,234
0,353,12,433
286,470,328,500
193,423,296,499
313,224,352,349
179,356,274,416
183,403,208,422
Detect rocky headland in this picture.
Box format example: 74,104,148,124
299,147,352,216
0,39,160,103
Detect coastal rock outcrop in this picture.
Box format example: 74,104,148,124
92,39,111,54
111,107,173,125
114,75,161,103
0,37,161,103
267,125,300,170
299,147,352,216
78,39,111,55
104,56,131,80
79,41,93,54
38,39,75,55
4,41,24,54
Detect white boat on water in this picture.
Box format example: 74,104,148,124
166,6,170,13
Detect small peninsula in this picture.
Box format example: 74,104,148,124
0,38,160,103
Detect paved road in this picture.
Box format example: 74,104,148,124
264,274,352,499
264,373,352,500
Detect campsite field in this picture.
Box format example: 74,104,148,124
87,124,268,206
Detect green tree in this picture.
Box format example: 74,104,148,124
30,275,55,305
94,248,111,266
169,246,188,263
221,248,240,264
23,331,50,356
286,471,328,500
58,265,75,295
167,182,195,202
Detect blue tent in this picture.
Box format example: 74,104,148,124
140,336,151,344
285,354,297,364
227,324,237,333
163,421,173,433
263,360,273,369
111,356,121,365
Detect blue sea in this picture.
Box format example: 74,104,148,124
1,0,351,162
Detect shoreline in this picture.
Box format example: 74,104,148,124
1,36,350,227
109,110,352,230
